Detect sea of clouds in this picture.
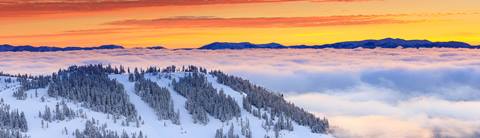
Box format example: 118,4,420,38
1,48,480,138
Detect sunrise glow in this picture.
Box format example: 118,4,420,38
1,0,479,48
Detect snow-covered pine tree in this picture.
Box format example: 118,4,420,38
39,102,77,122
0,101,28,132
210,70,329,133
0,129,29,138
74,120,142,138
172,72,241,123
133,75,178,124
14,75,50,100
47,65,137,120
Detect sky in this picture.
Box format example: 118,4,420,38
1,0,480,48
2,48,480,137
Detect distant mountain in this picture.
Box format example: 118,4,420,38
199,42,286,50
0,44,124,52
303,38,475,49
199,38,479,50
146,46,166,49
3,38,478,51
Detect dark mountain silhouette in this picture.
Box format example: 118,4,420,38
199,42,285,50
146,46,166,49
2,38,478,51
0,44,124,52
199,38,479,50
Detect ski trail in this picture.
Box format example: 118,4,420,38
110,74,167,136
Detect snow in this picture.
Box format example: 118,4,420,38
0,74,332,138
0,76,144,138
207,74,332,138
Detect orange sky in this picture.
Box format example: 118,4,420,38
0,0,479,48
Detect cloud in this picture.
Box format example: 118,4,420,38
0,27,134,39
2,48,480,94
105,15,416,28
0,0,372,16
359,68,480,99
286,92,480,138
0,14,420,40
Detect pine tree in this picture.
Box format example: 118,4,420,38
211,70,329,133
0,101,28,132
215,127,224,138
47,65,137,120
172,72,241,123
133,75,178,124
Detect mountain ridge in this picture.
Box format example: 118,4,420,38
199,38,479,50
3,38,477,52
0,44,124,52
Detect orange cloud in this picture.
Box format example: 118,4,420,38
105,15,416,28
0,0,372,16
0,14,418,41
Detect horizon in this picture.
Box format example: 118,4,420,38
2,37,479,49
1,0,479,48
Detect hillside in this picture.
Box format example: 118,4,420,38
0,65,330,138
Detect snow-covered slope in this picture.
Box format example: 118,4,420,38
0,68,332,138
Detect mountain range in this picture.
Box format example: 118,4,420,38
0,44,124,52
1,38,478,52
199,38,479,50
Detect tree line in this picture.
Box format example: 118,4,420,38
13,75,50,100
172,72,241,124
131,72,180,124
39,101,77,122
210,71,329,133
0,99,28,132
0,129,29,138
74,119,145,138
47,65,137,120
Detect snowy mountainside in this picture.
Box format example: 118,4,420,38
0,65,331,138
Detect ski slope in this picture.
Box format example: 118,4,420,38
0,74,332,138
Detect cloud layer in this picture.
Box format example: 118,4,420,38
0,0,371,16
1,48,480,137
106,15,414,28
